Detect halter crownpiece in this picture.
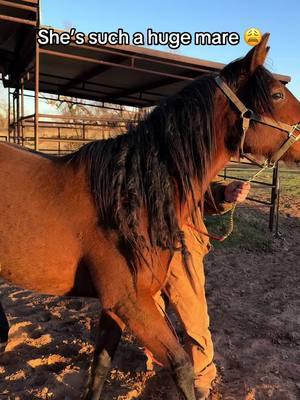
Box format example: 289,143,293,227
214,76,300,167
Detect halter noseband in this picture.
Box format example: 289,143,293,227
215,76,300,166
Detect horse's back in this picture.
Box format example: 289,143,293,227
0,142,69,220
0,143,94,295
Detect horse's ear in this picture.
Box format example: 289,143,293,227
244,33,270,75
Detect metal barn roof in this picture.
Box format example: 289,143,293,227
0,0,291,107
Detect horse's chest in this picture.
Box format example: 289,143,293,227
135,249,172,295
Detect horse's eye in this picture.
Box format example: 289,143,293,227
271,92,284,101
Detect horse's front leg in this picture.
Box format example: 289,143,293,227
111,292,196,400
0,301,9,352
85,311,124,400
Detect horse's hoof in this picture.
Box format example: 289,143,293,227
0,341,7,353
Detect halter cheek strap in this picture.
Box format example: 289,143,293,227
214,76,300,166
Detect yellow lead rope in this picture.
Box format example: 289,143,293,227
221,163,273,241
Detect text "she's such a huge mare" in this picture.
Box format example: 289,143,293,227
0,34,300,400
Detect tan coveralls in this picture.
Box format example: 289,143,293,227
154,180,232,391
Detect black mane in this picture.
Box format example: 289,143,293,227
63,64,274,273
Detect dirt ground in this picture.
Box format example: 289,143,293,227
0,195,299,400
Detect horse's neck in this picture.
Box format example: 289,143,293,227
179,150,230,224
204,92,238,188
206,152,231,188
186,95,236,218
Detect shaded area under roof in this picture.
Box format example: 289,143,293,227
0,0,37,79
0,2,291,107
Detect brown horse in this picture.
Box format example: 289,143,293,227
0,34,300,400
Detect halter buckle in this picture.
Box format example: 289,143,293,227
289,124,300,141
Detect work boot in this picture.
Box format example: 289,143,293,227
194,362,216,399
195,386,210,399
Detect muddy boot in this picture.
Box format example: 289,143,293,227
195,387,210,400
194,362,216,400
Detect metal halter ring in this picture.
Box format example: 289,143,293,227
241,109,254,120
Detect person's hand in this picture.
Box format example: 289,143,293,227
224,181,251,203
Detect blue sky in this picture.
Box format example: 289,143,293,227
41,0,300,98
0,0,299,108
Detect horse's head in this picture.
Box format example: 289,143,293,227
220,33,300,164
